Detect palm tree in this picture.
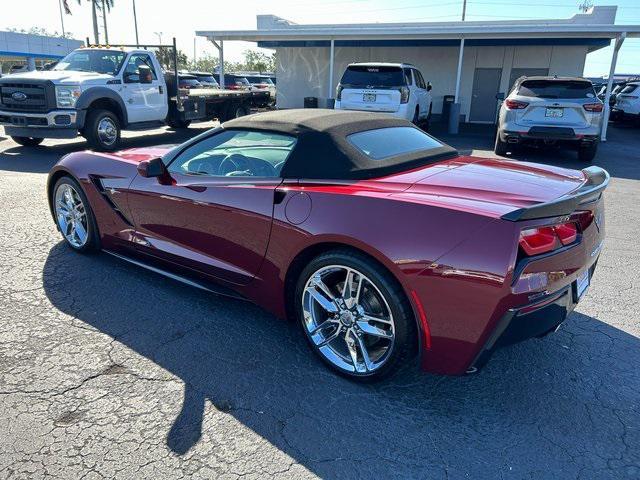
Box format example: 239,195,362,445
72,0,114,44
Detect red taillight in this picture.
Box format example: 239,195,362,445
505,99,529,110
583,102,604,113
399,86,410,104
519,221,578,256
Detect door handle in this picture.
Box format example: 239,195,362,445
159,85,163,94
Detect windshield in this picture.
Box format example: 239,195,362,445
54,50,126,75
341,66,405,87
517,80,596,99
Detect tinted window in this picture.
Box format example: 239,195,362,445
168,129,297,177
179,78,201,88
196,75,218,84
340,66,405,87
414,70,426,89
348,127,444,160
517,80,596,99
619,84,638,94
54,50,125,75
246,76,274,84
403,69,413,85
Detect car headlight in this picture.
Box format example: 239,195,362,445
55,86,81,108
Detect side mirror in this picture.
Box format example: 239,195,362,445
496,92,505,101
138,65,153,84
137,157,165,178
426,82,432,92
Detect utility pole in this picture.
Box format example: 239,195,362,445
461,0,467,21
193,37,196,65
132,0,139,47
101,0,109,44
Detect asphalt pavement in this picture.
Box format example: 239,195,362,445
0,122,638,479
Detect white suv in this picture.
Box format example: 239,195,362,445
612,81,640,121
334,63,432,127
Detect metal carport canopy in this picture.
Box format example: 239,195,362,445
197,11,640,140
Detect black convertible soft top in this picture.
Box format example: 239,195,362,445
223,109,458,180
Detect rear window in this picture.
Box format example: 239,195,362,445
517,80,596,99
246,76,274,85
348,127,444,160
619,84,638,94
341,66,405,87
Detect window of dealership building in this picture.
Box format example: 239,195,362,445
198,6,639,137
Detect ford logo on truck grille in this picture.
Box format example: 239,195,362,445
11,91,27,102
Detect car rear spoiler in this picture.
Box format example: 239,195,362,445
501,166,609,221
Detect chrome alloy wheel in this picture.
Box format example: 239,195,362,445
54,183,89,248
302,265,396,374
97,117,118,146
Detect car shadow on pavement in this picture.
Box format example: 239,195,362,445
0,126,212,175
42,242,640,479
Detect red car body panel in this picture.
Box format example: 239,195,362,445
48,144,605,376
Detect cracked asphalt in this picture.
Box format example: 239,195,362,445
0,122,638,479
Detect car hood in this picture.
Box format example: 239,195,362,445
105,147,174,165
2,70,115,84
391,156,587,218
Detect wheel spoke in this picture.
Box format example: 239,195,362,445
74,220,88,243
360,313,393,325
354,332,374,371
317,325,342,347
306,287,338,313
356,320,394,340
342,269,363,309
345,330,361,371
310,318,338,336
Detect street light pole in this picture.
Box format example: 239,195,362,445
462,0,467,21
154,32,163,45
132,0,139,47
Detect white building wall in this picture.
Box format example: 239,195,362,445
275,44,589,122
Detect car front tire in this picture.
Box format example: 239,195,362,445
11,136,43,147
52,176,100,253
295,249,416,382
84,109,121,152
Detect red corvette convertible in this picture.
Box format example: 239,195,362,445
47,110,608,380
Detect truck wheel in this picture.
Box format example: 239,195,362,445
84,109,121,152
578,143,598,163
167,117,191,129
11,136,43,147
494,132,509,156
232,104,249,119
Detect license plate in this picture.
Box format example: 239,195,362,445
545,107,563,118
363,93,376,103
576,270,590,299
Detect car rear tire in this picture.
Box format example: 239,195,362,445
52,176,100,253
295,249,416,382
11,136,43,147
578,142,598,163
84,109,121,152
494,132,509,156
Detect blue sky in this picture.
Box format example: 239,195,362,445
3,0,639,76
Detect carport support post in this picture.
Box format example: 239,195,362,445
210,38,225,88
449,38,465,134
601,32,626,142
328,39,335,106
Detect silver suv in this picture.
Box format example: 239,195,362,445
495,76,603,162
